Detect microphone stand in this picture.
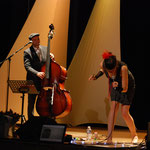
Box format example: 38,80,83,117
0,41,32,112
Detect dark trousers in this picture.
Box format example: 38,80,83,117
28,94,37,119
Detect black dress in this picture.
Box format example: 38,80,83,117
104,61,135,105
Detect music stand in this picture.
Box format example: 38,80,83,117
8,80,39,125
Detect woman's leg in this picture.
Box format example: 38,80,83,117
121,105,137,139
107,101,119,143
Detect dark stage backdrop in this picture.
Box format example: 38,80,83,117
0,0,148,129
120,0,148,129
0,0,35,66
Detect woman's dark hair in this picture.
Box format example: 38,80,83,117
103,55,117,70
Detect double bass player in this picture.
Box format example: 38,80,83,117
24,33,54,119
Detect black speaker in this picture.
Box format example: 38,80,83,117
40,124,67,143
16,116,57,141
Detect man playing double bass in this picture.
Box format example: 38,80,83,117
24,33,54,119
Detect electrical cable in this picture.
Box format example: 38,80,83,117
98,78,118,144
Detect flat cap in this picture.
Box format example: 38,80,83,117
29,33,40,40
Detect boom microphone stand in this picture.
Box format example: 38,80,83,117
0,41,32,112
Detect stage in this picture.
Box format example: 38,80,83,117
0,125,147,150
67,126,147,149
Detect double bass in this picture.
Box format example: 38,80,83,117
36,24,72,119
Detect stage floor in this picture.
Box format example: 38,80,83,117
66,126,147,149
1,124,147,150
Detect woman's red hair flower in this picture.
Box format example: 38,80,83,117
102,51,113,59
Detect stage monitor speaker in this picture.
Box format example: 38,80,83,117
40,124,67,143
16,116,57,141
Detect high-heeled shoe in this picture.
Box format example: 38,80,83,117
132,136,138,144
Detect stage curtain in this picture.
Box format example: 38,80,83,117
60,0,126,126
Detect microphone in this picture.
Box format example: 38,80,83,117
112,76,116,90
112,76,115,81
24,41,32,47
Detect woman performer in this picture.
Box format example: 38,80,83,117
89,51,138,144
